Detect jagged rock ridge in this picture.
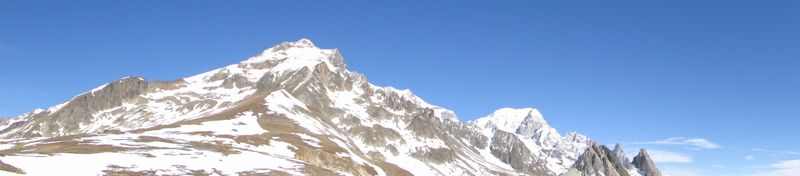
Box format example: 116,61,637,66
0,39,660,176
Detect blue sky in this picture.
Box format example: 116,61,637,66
1,1,799,175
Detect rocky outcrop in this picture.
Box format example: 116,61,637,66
566,144,630,176
490,130,553,175
613,143,634,169
632,149,661,176
442,120,489,150
0,76,148,138
69,76,149,112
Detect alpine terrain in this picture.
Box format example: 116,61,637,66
0,39,661,176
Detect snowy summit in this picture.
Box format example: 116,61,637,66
0,39,660,176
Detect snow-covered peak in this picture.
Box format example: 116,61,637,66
265,38,318,51
250,38,326,61
289,38,316,48
473,108,564,147
184,39,344,85
242,38,340,72
472,108,543,134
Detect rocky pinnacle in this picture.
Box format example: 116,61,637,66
632,149,662,176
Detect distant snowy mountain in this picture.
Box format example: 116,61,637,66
471,108,589,174
0,39,660,175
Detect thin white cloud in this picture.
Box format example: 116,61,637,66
753,148,800,156
649,150,692,163
633,137,720,149
749,160,800,176
662,167,701,176
746,155,756,161
711,164,727,169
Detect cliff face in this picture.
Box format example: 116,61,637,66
0,76,148,138
632,149,662,176
565,144,631,176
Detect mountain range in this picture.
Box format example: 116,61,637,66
0,39,661,176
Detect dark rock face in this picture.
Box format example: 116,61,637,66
442,120,488,150
411,148,456,164
566,144,630,176
632,149,662,176
489,130,553,176
79,76,149,112
406,109,444,139
347,124,402,147
220,74,252,89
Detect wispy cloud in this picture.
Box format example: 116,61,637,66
749,160,800,176
752,148,800,156
746,155,755,161
711,164,727,169
633,137,721,149
649,150,693,163
662,167,702,176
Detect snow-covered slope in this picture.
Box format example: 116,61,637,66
470,108,659,176
0,39,660,175
471,108,592,175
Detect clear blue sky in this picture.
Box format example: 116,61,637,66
1,1,798,175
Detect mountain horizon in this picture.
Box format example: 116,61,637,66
0,39,661,175
5,1,800,175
